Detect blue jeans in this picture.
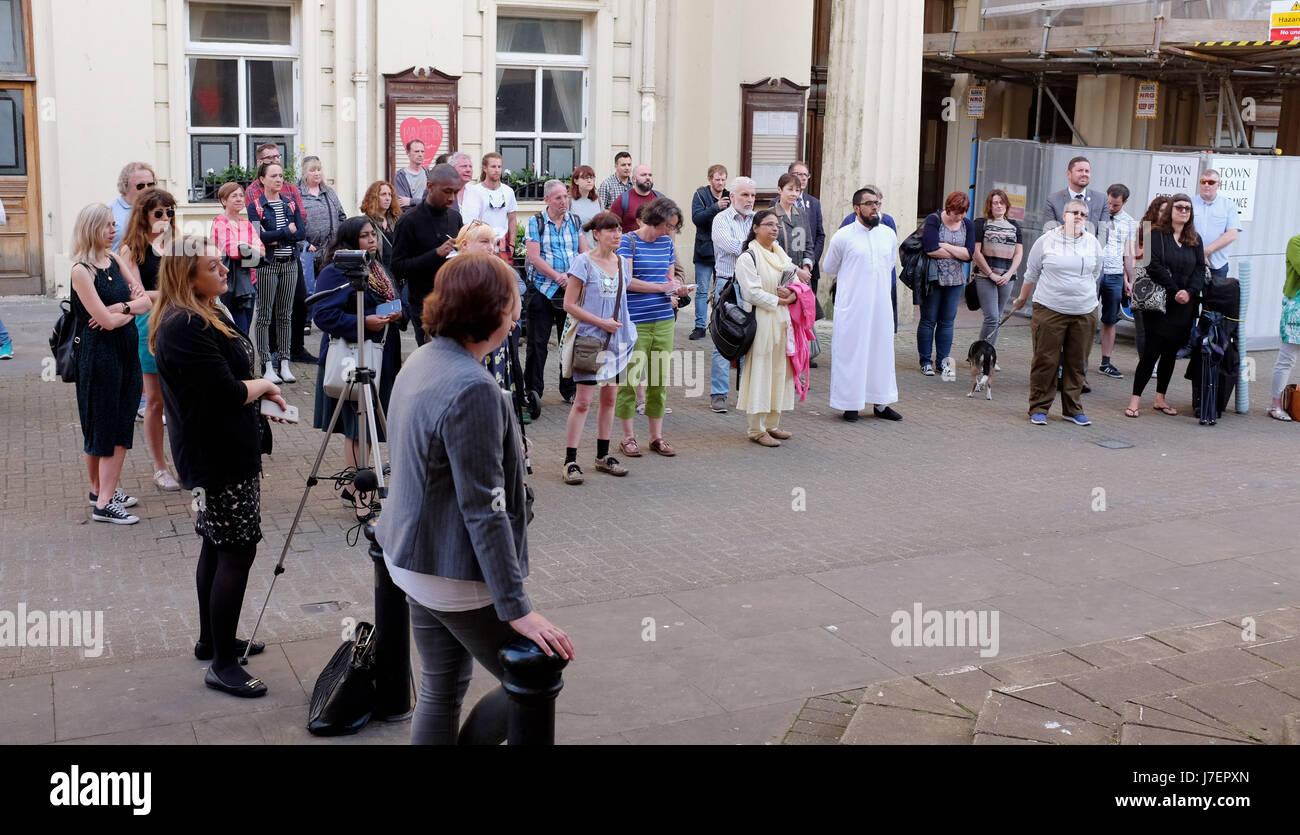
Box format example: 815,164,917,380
1098,273,1124,326
1209,264,1229,279
693,263,714,330
916,283,963,366
0,313,9,345
709,275,741,395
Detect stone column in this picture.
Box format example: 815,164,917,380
819,0,924,318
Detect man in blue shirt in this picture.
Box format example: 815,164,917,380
111,162,156,251
1191,168,1241,279
524,179,588,405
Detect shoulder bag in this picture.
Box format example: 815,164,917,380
709,251,758,361
322,315,387,400
306,621,378,736
562,256,624,376
49,296,81,384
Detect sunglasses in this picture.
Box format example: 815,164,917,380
135,181,157,191
1172,204,1192,211
152,208,175,219
1200,179,1218,185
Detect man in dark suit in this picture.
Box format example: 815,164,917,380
782,161,826,297
1044,156,1107,230
391,164,463,345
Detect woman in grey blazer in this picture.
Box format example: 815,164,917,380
376,253,574,745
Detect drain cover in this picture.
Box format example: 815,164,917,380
1095,439,1134,449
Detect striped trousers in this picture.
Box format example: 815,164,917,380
254,258,297,368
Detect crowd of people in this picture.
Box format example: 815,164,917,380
54,143,1300,719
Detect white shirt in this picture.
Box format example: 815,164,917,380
465,182,518,239
1024,227,1103,315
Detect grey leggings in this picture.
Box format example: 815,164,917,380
973,275,1013,344
254,259,297,367
1273,342,1299,400
408,600,515,745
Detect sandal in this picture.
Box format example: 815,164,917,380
648,437,676,457
1153,403,1178,416
619,437,643,457
1124,407,1140,418
1267,406,1294,422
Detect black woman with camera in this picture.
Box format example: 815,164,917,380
311,217,409,514
151,235,292,698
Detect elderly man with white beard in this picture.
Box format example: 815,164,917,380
821,185,901,422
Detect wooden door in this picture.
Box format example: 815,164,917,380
0,84,40,294
0,0,39,295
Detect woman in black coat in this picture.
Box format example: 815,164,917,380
311,217,410,514
1127,193,1205,418
152,235,291,697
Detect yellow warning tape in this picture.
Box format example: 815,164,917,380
1192,40,1300,46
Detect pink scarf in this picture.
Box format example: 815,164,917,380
786,281,817,401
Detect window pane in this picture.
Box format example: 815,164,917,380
496,17,581,54
247,60,294,128
541,70,582,134
0,0,28,74
190,58,238,127
542,140,578,178
0,91,25,175
191,135,238,190
190,2,291,44
496,68,535,132
497,141,532,176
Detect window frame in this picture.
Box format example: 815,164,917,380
184,0,300,199
494,14,589,179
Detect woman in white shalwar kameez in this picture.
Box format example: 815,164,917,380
735,210,798,446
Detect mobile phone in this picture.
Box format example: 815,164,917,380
376,300,402,317
682,284,697,291
260,399,299,423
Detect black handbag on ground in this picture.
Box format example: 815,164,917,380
307,621,378,736
709,253,758,362
49,298,80,383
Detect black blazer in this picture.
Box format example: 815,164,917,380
154,307,265,490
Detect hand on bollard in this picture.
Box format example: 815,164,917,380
509,611,575,661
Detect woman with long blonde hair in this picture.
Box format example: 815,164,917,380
70,203,149,524
119,187,179,491
151,235,290,697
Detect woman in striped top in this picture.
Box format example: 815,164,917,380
247,161,306,383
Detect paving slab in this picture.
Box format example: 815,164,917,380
53,723,199,745
51,647,308,741
666,626,892,712
192,706,412,745
858,675,974,719
552,655,724,739
1244,637,1300,667
1238,550,1300,582
840,703,975,745
0,674,54,744
1249,607,1300,639
982,650,1098,686
1151,646,1283,685
1120,700,1254,743
917,666,1004,714
1148,620,1265,653
1164,677,1300,744
1066,635,1185,668
549,594,727,662
987,579,1207,645
990,534,1180,585
614,700,804,746
1059,662,1196,709
972,691,1116,744
972,732,1050,744
1120,724,1253,745
807,552,1054,615
664,576,869,640
1110,518,1290,565
1122,561,1292,617
991,681,1122,729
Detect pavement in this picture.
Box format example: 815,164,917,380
0,295,1296,744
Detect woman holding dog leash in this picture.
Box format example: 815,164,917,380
1012,198,1102,426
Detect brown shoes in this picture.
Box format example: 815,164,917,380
750,432,781,447
766,428,792,440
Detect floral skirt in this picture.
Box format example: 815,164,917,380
194,476,263,549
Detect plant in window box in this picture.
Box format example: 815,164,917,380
502,168,553,202
198,163,257,202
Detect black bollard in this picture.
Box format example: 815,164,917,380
365,522,412,720
498,634,568,745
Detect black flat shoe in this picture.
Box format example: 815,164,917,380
873,406,903,421
194,639,265,661
842,410,860,423
205,666,267,698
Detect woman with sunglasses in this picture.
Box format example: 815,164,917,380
118,188,180,492
1125,194,1205,418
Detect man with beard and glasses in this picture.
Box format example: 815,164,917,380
821,185,901,422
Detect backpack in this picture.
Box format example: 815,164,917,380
50,296,82,383
709,252,758,361
618,188,664,216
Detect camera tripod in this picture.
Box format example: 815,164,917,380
242,250,391,664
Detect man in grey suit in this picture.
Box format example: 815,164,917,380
1044,156,1107,230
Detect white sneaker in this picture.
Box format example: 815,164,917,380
994,363,1001,372
940,357,957,382
278,360,296,384
264,362,281,384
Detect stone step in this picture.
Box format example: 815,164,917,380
1119,673,1300,745
971,688,1119,745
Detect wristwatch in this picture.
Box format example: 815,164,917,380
120,301,132,315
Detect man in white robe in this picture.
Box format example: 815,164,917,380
822,186,902,421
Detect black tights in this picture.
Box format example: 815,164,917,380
1132,333,1181,398
196,537,258,684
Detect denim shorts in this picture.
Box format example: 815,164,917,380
1098,273,1124,326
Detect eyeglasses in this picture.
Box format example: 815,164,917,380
1200,179,1218,185
152,208,175,219
135,181,157,191
1064,210,1088,216
856,200,881,208
1172,204,1192,211
260,155,282,164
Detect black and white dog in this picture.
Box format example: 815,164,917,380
966,340,997,400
